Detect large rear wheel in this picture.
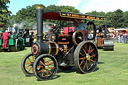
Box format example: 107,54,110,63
74,41,98,74
33,54,58,81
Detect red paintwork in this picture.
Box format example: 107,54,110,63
64,27,74,34
2,32,9,48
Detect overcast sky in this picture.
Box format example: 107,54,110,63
8,0,128,15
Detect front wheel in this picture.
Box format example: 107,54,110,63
21,53,35,76
33,54,58,81
74,41,98,74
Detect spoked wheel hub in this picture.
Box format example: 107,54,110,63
86,53,91,61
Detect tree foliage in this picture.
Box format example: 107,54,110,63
0,0,11,25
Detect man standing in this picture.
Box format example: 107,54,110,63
2,30,9,48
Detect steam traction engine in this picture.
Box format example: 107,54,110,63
21,5,104,80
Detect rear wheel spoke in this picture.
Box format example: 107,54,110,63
38,69,45,73
89,62,92,67
79,57,86,60
32,56,35,62
83,60,87,70
80,59,84,66
90,54,95,58
40,60,45,66
80,53,84,57
47,58,51,65
37,66,44,68
82,47,86,54
90,59,95,62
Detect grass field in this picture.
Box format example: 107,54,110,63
0,43,128,85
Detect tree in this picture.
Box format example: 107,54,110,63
112,9,125,28
123,11,128,27
105,12,115,26
0,0,11,25
45,4,79,13
13,4,45,29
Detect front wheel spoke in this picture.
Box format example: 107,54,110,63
28,67,33,72
48,62,54,66
42,69,44,77
49,67,55,69
32,56,35,62
28,58,32,63
46,70,48,77
48,70,52,74
25,65,31,68
25,62,31,65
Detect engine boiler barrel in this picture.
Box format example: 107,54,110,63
47,42,67,56
32,42,67,56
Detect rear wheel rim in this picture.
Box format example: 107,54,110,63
75,42,98,73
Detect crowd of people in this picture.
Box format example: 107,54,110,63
114,31,128,43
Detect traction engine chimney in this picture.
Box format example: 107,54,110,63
35,5,44,43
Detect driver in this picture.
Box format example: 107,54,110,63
79,19,89,40
74,19,89,40
74,20,79,31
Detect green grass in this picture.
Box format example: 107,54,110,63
0,43,128,85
